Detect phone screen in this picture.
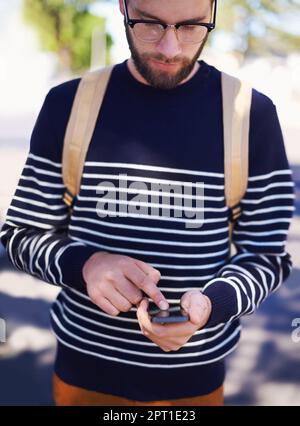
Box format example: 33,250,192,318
148,305,189,324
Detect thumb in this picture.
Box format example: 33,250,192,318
138,297,149,310
181,291,203,325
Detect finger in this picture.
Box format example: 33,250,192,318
101,287,133,313
123,263,148,288
180,290,202,311
95,296,120,316
190,295,211,326
115,276,144,305
136,298,156,333
181,291,207,325
150,321,198,338
134,259,160,279
135,270,169,311
134,260,169,310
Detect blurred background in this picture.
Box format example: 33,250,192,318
0,0,300,406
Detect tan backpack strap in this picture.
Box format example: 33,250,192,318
221,72,252,245
62,65,114,209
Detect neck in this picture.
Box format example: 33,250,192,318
127,57,200,87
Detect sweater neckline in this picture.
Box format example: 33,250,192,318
120,58,211,94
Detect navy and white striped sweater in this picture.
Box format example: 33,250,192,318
0,59,295,400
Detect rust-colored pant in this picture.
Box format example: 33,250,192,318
53,374,224,406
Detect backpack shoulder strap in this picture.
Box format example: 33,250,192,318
62,65,114,209
221,71,252,244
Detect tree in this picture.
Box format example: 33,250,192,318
22,0,113,73
217,0,300,60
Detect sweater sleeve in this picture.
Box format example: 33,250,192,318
0,84,99,290
202,91,296,328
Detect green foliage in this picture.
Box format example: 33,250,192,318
22,0,113,73
22,0,300,70
217,0,300,58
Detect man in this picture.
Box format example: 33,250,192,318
0,0,295,406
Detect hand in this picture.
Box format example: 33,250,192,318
136,291,212,352
82,252,169,316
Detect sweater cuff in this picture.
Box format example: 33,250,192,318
57,243,100,291
202,278,239,328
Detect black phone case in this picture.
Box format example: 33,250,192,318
149,305,189,323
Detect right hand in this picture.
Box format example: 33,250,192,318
82,252,169,316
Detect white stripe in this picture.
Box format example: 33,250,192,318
243,261,276,292
13,196,66,211
74,206,226,225
82,181,223,190
248,169,292,182
44,240,61,283
71,215,229,236
28,153,62,168
234,239,284,247
91,197,227,213
24,165,61,178
149,285,206,291
69,225,229,248
0,228,9,239
247,182,294,192
35,241,51,278
56,299,232,348
159,275,214,282
233,229,288,237
254,268,269,305
273,256,283,292
243,206,294,216
222,274,253,315
221,264,264,313
5,215,57,229
202,277,243,319
53,241,85,286
238,218,292,226
52,330,240,368
20,175,65,188
70,235,229,259
32,234,53,275
84,161,225,178
242,194,295,204
83,173,208,187
18,234,31,272
62,291,139,325
8,228,24,270
150,260,226,270
62,290,225,334
16,185,62,199
78,192,225,202
9,205,68,221
51,309,241,359
28,234,42,274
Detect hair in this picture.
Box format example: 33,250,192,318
127,0,215,5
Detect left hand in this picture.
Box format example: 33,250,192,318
136,290,212,352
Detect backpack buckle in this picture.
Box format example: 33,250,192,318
229,202,242,223
63,188,76,209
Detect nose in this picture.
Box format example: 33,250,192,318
156,27,182,60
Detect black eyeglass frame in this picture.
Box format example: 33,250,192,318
123,0,218,44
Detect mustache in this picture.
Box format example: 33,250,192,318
147,56,188,65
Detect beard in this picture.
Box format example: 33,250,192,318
124,20,209,90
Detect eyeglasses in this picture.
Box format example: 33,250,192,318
123,0,217,45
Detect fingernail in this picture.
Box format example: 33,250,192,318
159,300,169,310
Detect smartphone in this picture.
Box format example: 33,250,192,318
148,304,189,324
